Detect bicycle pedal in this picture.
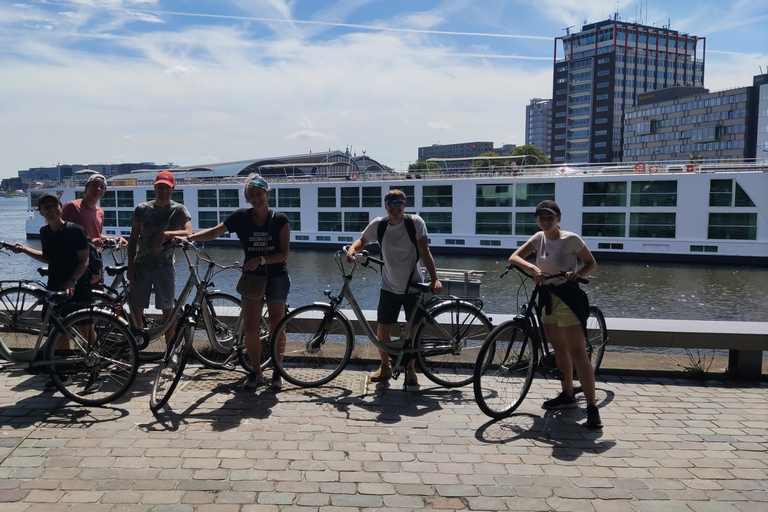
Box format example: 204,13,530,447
221,362,236,371
392,370,401,380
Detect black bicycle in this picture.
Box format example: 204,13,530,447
473,264,608,419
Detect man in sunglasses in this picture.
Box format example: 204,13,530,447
347,189,442,386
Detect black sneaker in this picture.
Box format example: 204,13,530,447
243,372,266,390
270,375,283,391
84,374,102,394
542,391,578,410
585,405,603,429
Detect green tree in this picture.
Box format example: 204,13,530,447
472,151,501,169
511,145,549,166
408,159,442,173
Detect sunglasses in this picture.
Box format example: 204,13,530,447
386,200,405,207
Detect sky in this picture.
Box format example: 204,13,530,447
1,0,766,178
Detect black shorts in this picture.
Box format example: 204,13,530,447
377,289,423,325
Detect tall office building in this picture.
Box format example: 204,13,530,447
551,18,705,164
525,99,552,160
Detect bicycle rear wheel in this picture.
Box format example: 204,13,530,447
586,306,608,373
0,286,46,350
271,304,353,387
191,293,242,369
473,320,536,419
150,321,193,411
415,302,493,387
46,309,139,407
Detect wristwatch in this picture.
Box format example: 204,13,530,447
260,256,266,265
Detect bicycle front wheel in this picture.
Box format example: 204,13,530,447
0,286,46,351
586,306,608,374
46,309,139,407
415,302,493,387
271,304,353,387
192,293,242,369
150,322,193,411
473,320,536,419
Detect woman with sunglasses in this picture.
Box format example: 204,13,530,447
508,200,602,429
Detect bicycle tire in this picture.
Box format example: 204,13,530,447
46,308,139,406
191,293,242,369
586,305,608,374
271,304,353,388
0,285,46,351
415,301,493,387
150,321,194,411
473,320,537,419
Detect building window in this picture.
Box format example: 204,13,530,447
582,213,626,237
318,212,341,231
318,187,336,208
629,213,676,238
344,212,368,232
630,181,677,207
516,183,555,207
708,213,757,240
340,187,359,208
583,182,627,207
423,185,452,207
476,184,513,207
476,212,512,235
362,186,381,207
284,211,301,231
278,188,301,208
709,179,755,207
420,212,452,234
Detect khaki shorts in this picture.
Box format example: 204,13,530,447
540,295,581,328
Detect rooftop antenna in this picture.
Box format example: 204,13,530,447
563,25,575,35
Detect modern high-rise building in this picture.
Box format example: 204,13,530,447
525,99,552,160
551,18,705,164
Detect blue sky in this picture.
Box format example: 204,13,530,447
1,0,766,177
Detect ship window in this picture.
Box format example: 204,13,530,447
476,184,513,207
341,187,359,208
446,239,465,245
399,186,415,205
630,181,677,207
514,212,539,236
117,191,134,208
103,210,116,227
284,211,301,231
117,211,133,228
362,186,382,207
218,211,233,237
690,245,718,253
708,213,757,240
480,240,501,246
198,190,217,208
318,212,341,232
476,212,512,235
316,235,331,241
146,190,184,204
75,191,85,200
420,212,452,234
423,185,453,207
318,187,336,208
198,211,218,229
100,191,116,208
344,212,369,232
583,182,627,207
220,189,239,208
630,213,676,238
582,213,626,237
709,179,755,207
338,236,354,242
278,188,300,208
268,194,276,208
295,235,309,241
516,183,555,207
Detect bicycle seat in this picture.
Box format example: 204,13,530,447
105,265,128,276
43,289,69,303
409,282,431,294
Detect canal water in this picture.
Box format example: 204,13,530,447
3,196,767,325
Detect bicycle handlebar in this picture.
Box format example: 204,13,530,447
503,263,588,285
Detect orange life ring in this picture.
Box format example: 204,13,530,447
634,162,646,172
350,172,358,181
648,165,659,173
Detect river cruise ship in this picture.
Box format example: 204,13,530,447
24,153,768,264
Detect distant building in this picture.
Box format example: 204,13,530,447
623,74,767,162
17,162,173,183
756,74,768,163
551,18,705,164
418,142,496,161
525,99,552,160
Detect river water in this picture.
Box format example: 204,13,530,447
3,196,767,323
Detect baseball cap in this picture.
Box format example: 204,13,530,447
154,171,175,188
535,200,561,216
37,192,62,208
85,173,107,189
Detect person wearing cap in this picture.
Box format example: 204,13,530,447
126,171,192,340
508,199,602,429
175,173,290,391
61,173,127,285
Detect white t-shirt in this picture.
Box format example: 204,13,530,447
361,215,428,294
527,230,586,285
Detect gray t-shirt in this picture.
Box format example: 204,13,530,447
132,200,191,268
362,215,428,294
528,230,586,285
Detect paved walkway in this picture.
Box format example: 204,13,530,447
1,363,767,512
